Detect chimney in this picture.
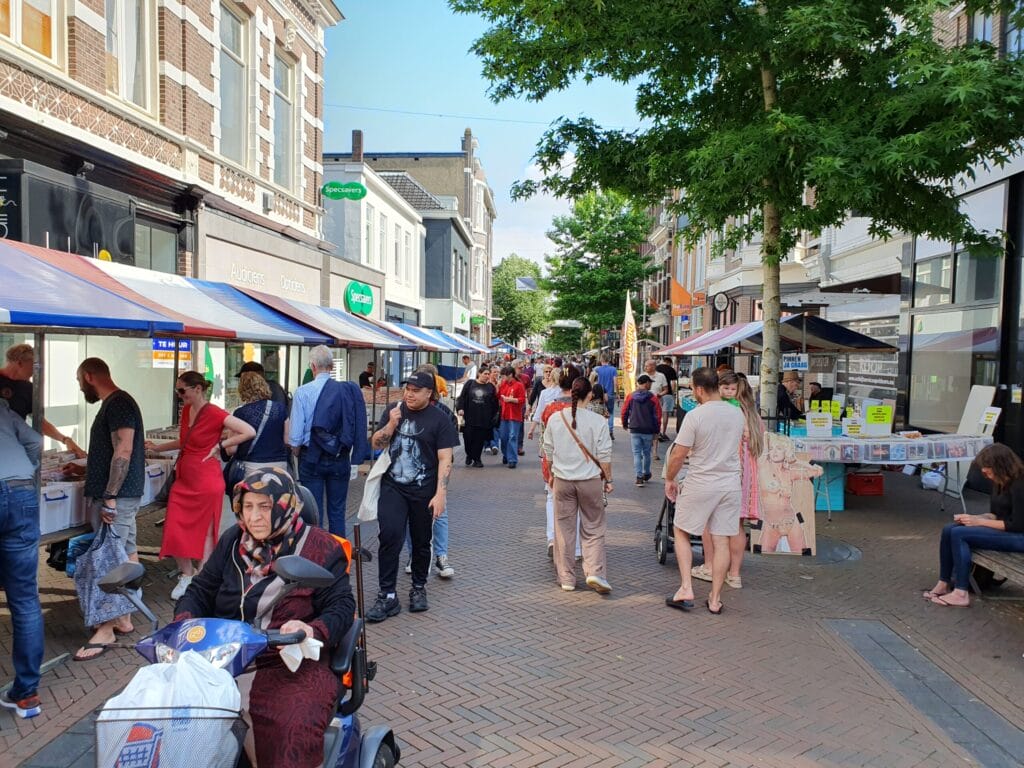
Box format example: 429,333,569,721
352,130,363,162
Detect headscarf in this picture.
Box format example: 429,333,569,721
231,466,304,580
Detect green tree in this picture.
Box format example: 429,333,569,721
452,0,1024,413
545,190,653,334
545,326,584,354
492,254,549,347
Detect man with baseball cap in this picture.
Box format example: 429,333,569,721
367,370,459,621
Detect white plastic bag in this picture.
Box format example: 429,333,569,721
921,470,944,491
358,448,392,521
96,651,242,768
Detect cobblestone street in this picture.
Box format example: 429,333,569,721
4,434,1024,767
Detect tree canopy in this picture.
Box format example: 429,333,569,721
491,254,549,347
453,0,1024,411
544,190,653,333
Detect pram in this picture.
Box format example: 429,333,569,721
654,496,676,565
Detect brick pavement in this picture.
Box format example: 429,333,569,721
4,430,1024,767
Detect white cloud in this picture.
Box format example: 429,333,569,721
491,159,575,271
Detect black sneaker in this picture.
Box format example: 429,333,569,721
465,457,473,466
643,473,652,482
635,475,644,486
409,586,429,613
502,456,508,465
472,460,484,468
366,592,401,622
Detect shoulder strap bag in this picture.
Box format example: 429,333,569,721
155,403,207,504
558,410,609,482
224,400,273,495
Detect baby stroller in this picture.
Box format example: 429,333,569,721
654,496,676,565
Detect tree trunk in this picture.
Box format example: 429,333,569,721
759,39,783,418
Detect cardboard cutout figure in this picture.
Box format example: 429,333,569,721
750,433,822,556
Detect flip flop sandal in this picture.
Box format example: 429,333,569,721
665,597,694,611
930,595,969,608
706,600,724,615
72,643,110,662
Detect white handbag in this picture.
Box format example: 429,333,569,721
358,448,392,522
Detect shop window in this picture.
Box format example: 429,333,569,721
364,204,374,265
134,222,178,275
106,0,151,109
909,307,1000,433
912,256,952,308
954,250,1000,304
0,0,58,60
219,6,248,166
272,52,294,189
1006,4,1024,58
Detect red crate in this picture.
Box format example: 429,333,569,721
846,472,884,496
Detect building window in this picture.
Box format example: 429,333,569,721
404,232,411,285
473,186,484,230
134,221,178,274
955,249,1001,304
378,214,387,270
272,53,293,189
0,0,58,59
1006,5,1023,57
106,0,150,108
219,6,247,166
393,224,401,278
363,204,373,266
972,12,993,43
912,256,952,308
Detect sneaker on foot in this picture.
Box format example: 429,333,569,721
691,564,713,582
434,555,455,579
366,592,401,622
465,457,473,466
490,446,499,455
171,574,192,601
472,460,484,468
586,575,612,594
560,583,575,592
409,586,429,612
547,542,554,560
502,456,508,465
0,691,41,719
726,574,743,589
643,473,652,482
635,476,644,486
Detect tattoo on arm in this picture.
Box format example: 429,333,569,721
371,430,391,450
105,456,130,498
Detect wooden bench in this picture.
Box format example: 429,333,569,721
970,550,1024,599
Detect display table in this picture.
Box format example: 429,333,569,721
781,432,993,512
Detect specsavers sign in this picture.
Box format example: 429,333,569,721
344,281,374,315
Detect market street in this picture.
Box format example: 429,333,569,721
5,433,1024,767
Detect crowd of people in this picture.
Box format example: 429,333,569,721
3,338,1024,740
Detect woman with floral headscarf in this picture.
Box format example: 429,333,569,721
175,466,355,767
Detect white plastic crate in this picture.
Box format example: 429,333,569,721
143,461,175,505
39,485,73,536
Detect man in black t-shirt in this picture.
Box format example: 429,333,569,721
67,357,146,661
358,361,376,389
366,371,459,622
0,344,85,455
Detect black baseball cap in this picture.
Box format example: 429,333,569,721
236,361,265,377
400,371,436,391
637,374,653,385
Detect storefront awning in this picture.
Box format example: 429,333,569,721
662,314,896,356
93,261,330,345
368,319,447,352
239,289,415,350
16,242,234,338
0,240,182,333
394,324,468,353
446,332,490,354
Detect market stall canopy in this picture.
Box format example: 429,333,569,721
446,332,490,354
93,260,330,345
390,323,465,353
489,337,524,355
662,314,896,356
0,240,182,333
239,289,414,350
16,241,234,338
368,319,447,352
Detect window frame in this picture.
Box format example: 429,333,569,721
105,0,154,112
272,50,295,190
971,11,994,44
218,4,249,168
1005,4,1024,57
378,214,387,270
363,204,374,266
0,0,61,64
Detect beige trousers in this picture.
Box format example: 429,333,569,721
552,476,606,587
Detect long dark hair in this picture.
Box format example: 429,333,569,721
570,376,591,429
974,443,1024,492
557,365,582,391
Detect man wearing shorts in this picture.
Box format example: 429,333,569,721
663,366,744,615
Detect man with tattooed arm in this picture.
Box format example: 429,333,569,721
67,357,147,661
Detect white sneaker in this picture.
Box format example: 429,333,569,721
171,575,192,600
691,564,713,582
560,583,575,592
434,555,455,579
586,575,612,594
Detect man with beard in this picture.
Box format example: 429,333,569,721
367,372,459,621
456,366,498,467
66,358,146,661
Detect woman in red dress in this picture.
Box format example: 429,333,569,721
147,371,255,598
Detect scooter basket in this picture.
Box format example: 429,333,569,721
95,706,246,768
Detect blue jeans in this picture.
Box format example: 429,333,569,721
499,420,521,466
486,428,499,450
405,507,448,558
630,433,654,477
938,523,1024,589
606,395,616,436
298,452,351,537
0,482,43,699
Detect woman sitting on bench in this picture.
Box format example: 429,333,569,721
925,443,1024,607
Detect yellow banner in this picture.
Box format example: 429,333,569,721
621,293,637,396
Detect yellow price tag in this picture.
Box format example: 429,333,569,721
865,406,892,425
830,401,842,419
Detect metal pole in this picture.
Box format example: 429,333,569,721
285,345,292,396
171,340,181,425
32,331,44,493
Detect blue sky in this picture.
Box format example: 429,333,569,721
324,0,641,267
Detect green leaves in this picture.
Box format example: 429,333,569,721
492,255,550,346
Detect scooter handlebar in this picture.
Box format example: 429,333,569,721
264,629,307,646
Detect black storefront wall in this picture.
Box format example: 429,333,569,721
998,173,1024,454
0,159,188,265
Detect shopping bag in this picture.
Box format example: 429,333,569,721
358,448,392,522
65,532,97,578
73,524,136,627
